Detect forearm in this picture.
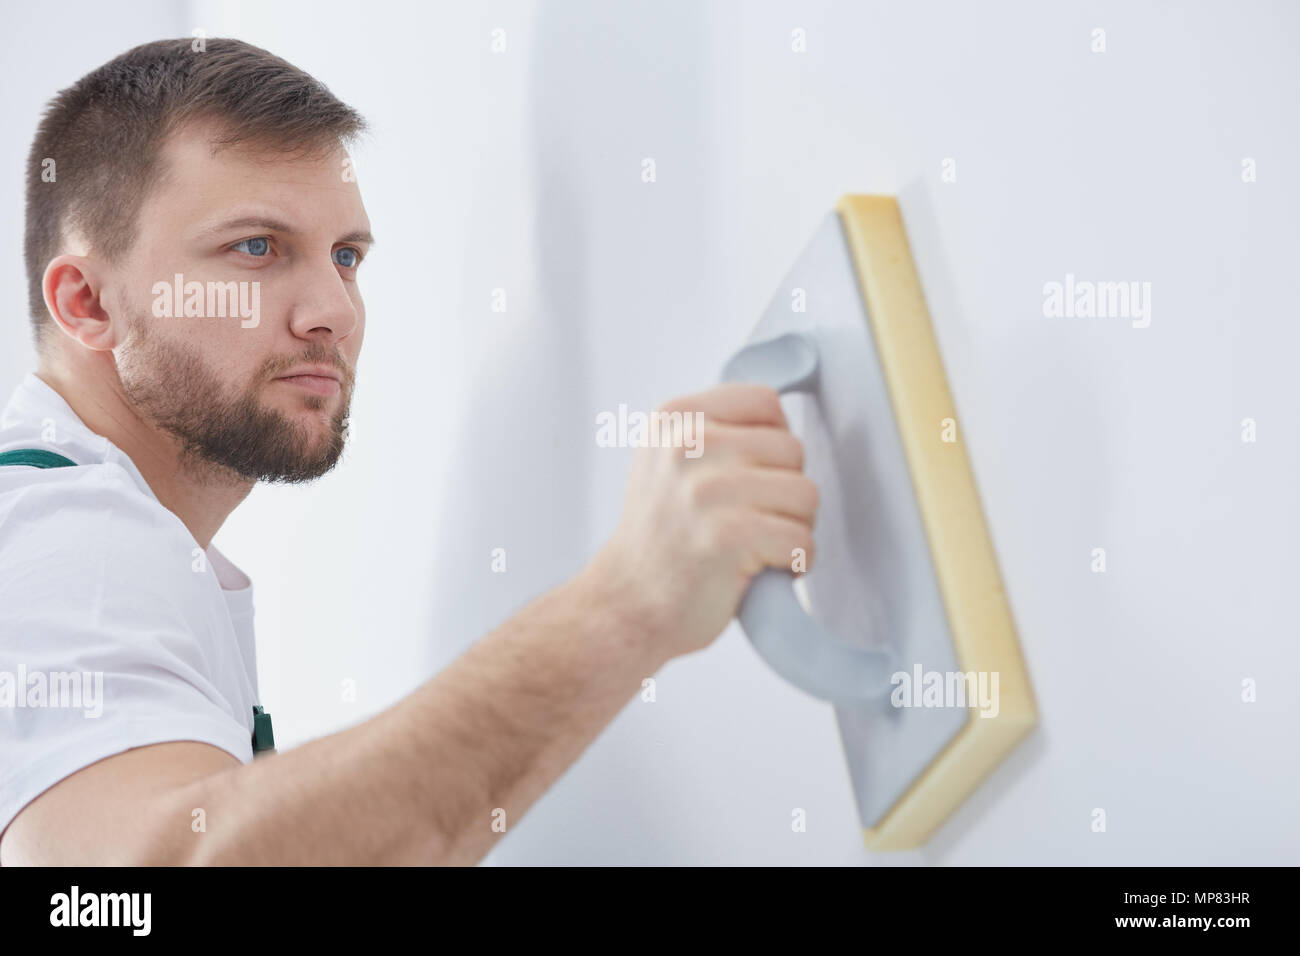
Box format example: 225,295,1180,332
151,565,666,865
414,562,667,863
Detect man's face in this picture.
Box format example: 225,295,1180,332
110,121,370,483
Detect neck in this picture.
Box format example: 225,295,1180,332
35,354,254,550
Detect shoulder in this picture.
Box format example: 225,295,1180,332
0,459,178,539
0,461,206,608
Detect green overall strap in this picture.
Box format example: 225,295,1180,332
252,706,276,753
0,448,77,468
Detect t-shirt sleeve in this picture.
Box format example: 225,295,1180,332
0,467,253,838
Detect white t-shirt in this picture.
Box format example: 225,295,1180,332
0,372,260,842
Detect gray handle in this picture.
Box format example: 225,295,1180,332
721,332,896,703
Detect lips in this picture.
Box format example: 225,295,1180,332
275,372,341,396
278,364,342,381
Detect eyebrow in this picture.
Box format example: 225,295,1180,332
200,215,376,247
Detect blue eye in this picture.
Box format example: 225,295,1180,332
333,247,360,268
233,237,270,256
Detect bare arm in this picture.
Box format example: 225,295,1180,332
184,564,667,865
1,383,816,865
1,566,662,866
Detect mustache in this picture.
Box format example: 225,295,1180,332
123,307,355,388
265,351,355,387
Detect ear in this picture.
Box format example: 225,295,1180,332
42,254,121,351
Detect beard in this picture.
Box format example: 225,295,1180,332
116,314,354,484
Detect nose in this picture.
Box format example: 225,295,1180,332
287,254,360,342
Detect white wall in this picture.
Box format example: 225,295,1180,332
3,0,1296,864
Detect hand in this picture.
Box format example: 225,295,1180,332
583,383,818,661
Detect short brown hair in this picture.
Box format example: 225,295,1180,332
24,37,367,349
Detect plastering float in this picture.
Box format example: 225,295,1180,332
721,195,1036,851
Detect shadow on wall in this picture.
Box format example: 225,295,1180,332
468,0,720,864
425,139,593,673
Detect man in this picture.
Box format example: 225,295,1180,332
0,38,817,865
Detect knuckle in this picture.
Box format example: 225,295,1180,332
656,396,686,417
784,432,805,469
693,418,714,454
755,386,783,422
795,525,815,564
710,510,747,552
803,477,819,514
686,468,725,508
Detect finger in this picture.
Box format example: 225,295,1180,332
694,467,818,523
749,511,816,575
659,383,787,428
691,422,804,470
